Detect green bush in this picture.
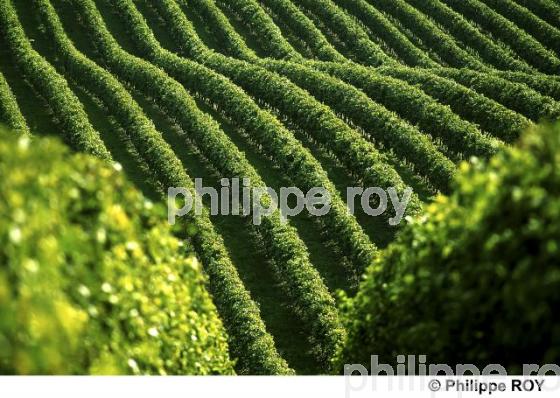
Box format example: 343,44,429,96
0,129,234,375
336,123,560,373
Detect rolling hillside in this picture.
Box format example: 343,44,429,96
1,0,559,374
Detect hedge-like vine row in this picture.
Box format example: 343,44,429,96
256,2,317,59
291,0,396,66
311,61,501,159
441,0,560,74
482,0,560,56
365,0,486,70
179,0,257,60
0,0,110,160
214,0,301,59
433,68,560,122
36,0,293,375
265,60,456,192
259,0,346,62
332,0,437,67
0,71,29,134
404,0,533,72
141,0,209,59
510,0,560,30
495,70,560,101
377,66,530,142
74,0,347,368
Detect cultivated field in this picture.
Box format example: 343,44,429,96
1,0,559,374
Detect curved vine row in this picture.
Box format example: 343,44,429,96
404,0,533,72
259,0,346,62
376,66,531,142
482,0,560,56
0,70,29,134
441,0,560,74
180,0,257,60
332,0,437,67
291,0,397,66
310,61,501,159
433,68,560,122
152,0,422,227
495,70,560,101
510,0,560,30
214,0,301,59
365,0,486,69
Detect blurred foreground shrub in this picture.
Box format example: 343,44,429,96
337,123,560,373
0,128,234,374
